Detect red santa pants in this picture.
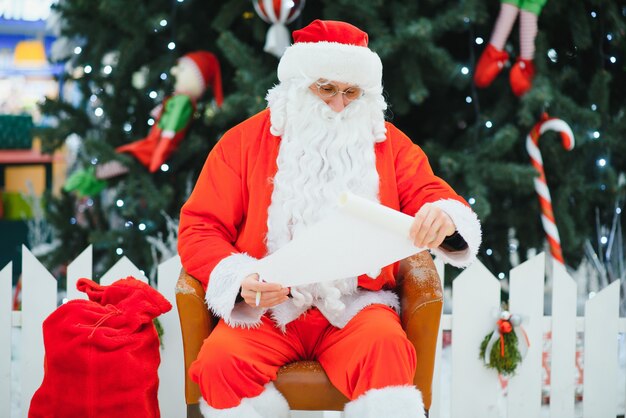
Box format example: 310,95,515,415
190,304,417,409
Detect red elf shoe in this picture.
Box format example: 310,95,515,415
509,58,535,97
474,44,509,88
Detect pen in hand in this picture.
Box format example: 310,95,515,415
255,276,264,307
242,273,289,308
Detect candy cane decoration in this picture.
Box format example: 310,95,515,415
525,113,575,266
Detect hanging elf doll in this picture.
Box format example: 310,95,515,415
474,0,547,96
65,51,223,195
111,51,223,175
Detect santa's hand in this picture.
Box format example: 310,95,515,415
410,203,456,248
241,273,290,308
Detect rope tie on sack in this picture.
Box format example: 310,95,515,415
77,306,123,338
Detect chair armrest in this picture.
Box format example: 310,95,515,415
397,251,443,411
175,269,217,405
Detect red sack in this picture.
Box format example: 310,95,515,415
29,276,172,418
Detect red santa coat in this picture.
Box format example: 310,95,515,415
179,109,479,300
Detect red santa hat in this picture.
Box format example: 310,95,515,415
277,20,383,89
178,51,224,106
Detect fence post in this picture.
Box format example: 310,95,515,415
0,263,12,418
66,245,92,301
100,256,148,285
157,255,185,418
20,246,57,418
582,280,619,418
451,261,501,418
507,253,545,418
549,263,577,418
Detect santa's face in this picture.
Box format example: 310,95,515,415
308,80,364,113
171,59,205,99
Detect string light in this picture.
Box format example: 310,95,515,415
486,248,493,255
116,199,125,207
466,96,472,103
475,37,484,45
160,73,167,80
89,94,98,102
103,65,112,74
138,223,147,231
607,33,613,41
485,121,493,128
593,131,600,139
591,104,597,111
70,217,77,225
116,248,124,255
468,197,476,205
600,236,608,245
597,158,607,167
498,272,505,279
547,49,558,63
160,19,168,27
125,221,134,228
590,11,597,18
168,42,176,50
94,107,104,117
73,46,82,54
617,208,622,214
90,158,98,165
461,66,469,75
147,118,155,126
161,164,170,172
609,56,617,64
123,123,132,132
149,91,158,99
84,65,92,73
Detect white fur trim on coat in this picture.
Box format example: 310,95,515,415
430,199,482,268
277,41,383,89
318,289,399,329
344,385,425,418
198,382,289,418
269,289,399,331
206,253,265,328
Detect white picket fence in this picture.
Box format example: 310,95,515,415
1,246,624,418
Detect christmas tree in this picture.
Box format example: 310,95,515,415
38,0,625,282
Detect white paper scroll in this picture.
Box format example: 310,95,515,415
254,193,425,286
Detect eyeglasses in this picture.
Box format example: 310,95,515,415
314,82,364,101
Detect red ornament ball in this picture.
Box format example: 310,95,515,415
497,318,513,334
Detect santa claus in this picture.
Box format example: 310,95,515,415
178,19,481,418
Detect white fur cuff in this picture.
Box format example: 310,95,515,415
430,199,482,268
206,253,265,328
344,386,425,418
198,382,289,418
199,398,262,418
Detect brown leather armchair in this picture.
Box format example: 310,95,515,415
175,251,443,418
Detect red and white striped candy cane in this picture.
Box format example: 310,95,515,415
525,113,575,266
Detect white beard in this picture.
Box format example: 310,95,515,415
265,79,388,313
